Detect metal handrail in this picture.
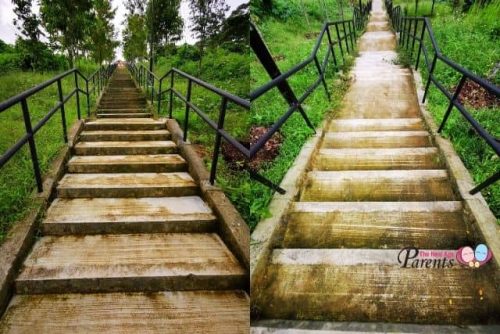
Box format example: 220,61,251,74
0,63,116,192
385,0,499,194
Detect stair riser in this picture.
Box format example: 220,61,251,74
97,109,147,113
97,113,152,119
58,186,198,198
67,162,186,173
301,177,455,201
84,123,165,131
98,103,147,108
322,136,431,148
329,121,424,132
314,152,441,170
16,275,246,294
284,211,468,249
74,146,176,155
79,133,170,142
42,219,215,235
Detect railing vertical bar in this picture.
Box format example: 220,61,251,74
169,71,174,119
183,79,193,142
438,75,466,133
21,98,43,192
74,72,81,120
210,97,228,184
57,79,68,143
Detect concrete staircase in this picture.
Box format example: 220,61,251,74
252,0,499,328
0,67,248,333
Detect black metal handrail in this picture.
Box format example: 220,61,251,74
0,64,116,192
385,0,499,194
127,62,250,186
248,2,372,188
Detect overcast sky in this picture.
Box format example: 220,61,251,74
0,0,246,59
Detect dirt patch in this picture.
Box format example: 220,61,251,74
457,79,500,109
222,126,283,171
273,54,285,62
192,144,209,159
304,32,317,40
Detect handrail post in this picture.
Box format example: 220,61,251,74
183,79,193,142
57,79,68,143
74,71,81,120
334,23,344,61
438,74,466,133
411,18,418,58
86,78,90,117
314,55,330,100
348,20,354,48
21,98,43,192
415,21,425,70
423,53,437,102
169,71,174,119
210,97,228,184
342,21,350,53
326,26,338,70
158,79,162,116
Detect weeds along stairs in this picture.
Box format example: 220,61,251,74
252,0,500,329
0,66,249,333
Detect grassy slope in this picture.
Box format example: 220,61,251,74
0,63,100,242
241,0,358,230
395,0,499,217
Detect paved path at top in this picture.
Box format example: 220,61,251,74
252,0,499,328
0,66,249,333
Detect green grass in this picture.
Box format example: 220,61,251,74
395,1,500,216
236,0,360,230
0,64,100,243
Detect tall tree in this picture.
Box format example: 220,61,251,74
146,0,183,57
89,0,118,64
123,14,148,61
12,0,46,70
40,0,94,67
189,0,229,71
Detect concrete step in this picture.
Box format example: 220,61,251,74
339,100,420,118
283,201,468,248
328,118,424,132
254,249,499,324
74,141,177,155
79,130,170,142
43,196,216,235
314,147,442,170
67,154,187,173
84,118,166,131
322,131,431,148
57,172,198,198
97,112,152,118
0,291,249,333
300,170,456,201
16,233,246,294
359,31,397,51
97,108,147,113
98,103,148,109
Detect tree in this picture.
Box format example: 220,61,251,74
146,0,183,57
40,0,94,67
189,0,229,71
12,0,46,70
89,0,118,64
216,3,249,53
123,13,148,61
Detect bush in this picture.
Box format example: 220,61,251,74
0,53,22,74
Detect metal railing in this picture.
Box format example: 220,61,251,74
127,63,251,186
127,3,371,193
385,0,499,194
0,64,116,192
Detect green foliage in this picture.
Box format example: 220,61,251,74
88,0,119,64
123,14,148,61
146,0,183,49
396,0,500,215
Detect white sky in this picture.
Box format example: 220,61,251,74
0,0,247,60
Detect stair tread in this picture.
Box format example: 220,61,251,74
68,154,185,166
256,249,499,323
80,130,169,135
16,233,246,292
75,141,176,148
86,118,163,124
0,291,249,334
325,131,429,137
44,196,215,225
306,169,448,180
58,172,195,189
329,118,424,131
